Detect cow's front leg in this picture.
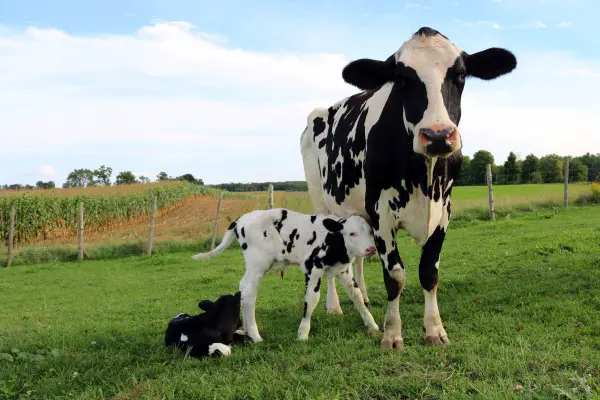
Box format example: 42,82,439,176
298,268,325,340
372,223,405,351
419,225,449,345
325,276,343,315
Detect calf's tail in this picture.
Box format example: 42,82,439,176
191,229,236,261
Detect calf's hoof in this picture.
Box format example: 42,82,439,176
381,331,404,351
425,334,449,346
365,327,380,337
297,334,309,341
327,307,344,315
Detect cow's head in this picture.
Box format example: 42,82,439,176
342,27,517,159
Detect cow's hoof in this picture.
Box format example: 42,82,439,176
425,334,449,346
381,337,404,351
327,307,343,315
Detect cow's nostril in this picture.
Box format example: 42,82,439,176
420,126,455,142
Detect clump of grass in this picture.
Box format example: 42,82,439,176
574,183,600,205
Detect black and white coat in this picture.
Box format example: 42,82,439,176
191,208,379,342
300,27,517,349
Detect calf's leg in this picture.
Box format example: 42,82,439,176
298,268,325,340
326,276,343,315
353,257,370,307
239,251,271,343
336,266,379,332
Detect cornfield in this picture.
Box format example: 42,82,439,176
0,183,247,246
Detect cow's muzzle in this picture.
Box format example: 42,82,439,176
418,125,458,157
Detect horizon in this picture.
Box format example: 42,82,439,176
1,0,599,187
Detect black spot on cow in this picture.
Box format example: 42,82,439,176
335,162,342,178
307,231,317,246
274,209,288,233
296,233,300,240
314,278,322,293
433,177,441,202
282,249,285,254
322,218,344,233
241,227,245,238
313,116,326,138
318,139,326,149
303,301,308,317
386,251,403,272
322,167,326,177
321,232,350,266
234,228,239,239
241,243,248,250
310,215,317,223
352,277,359,288
286,229,298,253
228,220,238,230
374,235,387,255
263,230,267,237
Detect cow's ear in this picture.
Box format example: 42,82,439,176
342,56,396,90
322,218,344,233
465,48,517,80
198,300,214,311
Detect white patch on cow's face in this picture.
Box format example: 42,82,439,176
395,34,464,158
342,216,375,258
180,334,188,342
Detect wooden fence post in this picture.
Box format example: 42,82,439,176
564,158,569,208
486,164,495,221
147,196,157,256
267,184,274,209
211,192,223,251
6,205,15,267
77,201,84,261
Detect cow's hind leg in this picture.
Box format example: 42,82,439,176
298,267,325,340
336,266,378,333
419,225,449,345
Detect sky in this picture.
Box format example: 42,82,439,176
1,0,599,187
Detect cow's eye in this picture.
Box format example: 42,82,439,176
350,232,357,236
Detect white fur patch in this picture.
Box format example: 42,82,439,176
180,334,188,342
208,343,231,356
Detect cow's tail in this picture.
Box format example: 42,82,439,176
191,229,236,261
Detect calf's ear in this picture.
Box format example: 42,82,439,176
465,48,517,80
198,300,214,311
342,56,396,91
323,218,344,233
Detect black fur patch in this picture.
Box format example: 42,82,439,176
241,243,248,251
307,231,317,246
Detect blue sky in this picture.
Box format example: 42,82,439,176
1,0,599,186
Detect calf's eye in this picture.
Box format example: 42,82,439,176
350,232,357,236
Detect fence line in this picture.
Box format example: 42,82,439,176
2,172,596,266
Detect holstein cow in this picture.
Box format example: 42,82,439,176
191,208,380,342
300,27,516,349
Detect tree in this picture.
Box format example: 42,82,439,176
521,154,539,184
139,175,150,184
470,150,495,185
574,153,600,182
93,165,113,186
503,151,520,184
568,158,588,182
36,180,55,189
157,172,170,181
176,173,204,185
495,165,507,185
115,171,138,185
63,168,95,188
456,155,471,186
538,154,563,183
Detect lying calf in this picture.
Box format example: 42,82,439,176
191,208,379,342
164,291,249,358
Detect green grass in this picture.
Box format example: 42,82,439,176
1,207,600,399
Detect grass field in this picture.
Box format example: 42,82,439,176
1,206,599,399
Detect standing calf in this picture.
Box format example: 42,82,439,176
191,208,379,342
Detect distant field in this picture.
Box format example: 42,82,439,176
1,206,598,399
0,183,595,251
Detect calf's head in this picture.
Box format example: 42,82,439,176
323,216,375,258
198,291,243,332
342,27,517,159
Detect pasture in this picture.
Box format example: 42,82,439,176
1,205,599,399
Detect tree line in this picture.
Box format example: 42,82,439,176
1,152,598,191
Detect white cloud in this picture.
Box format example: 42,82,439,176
406,3,430,9
39,165,57,176
0,21,598,186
